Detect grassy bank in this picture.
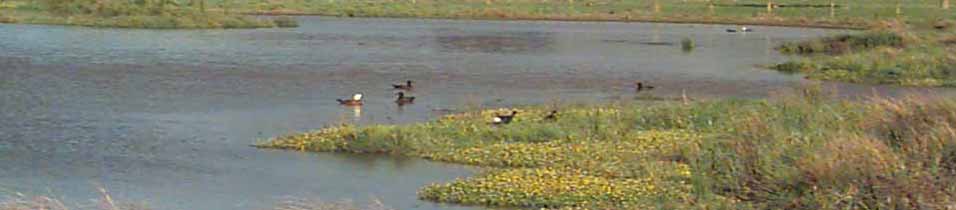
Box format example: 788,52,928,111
207,0,954,29
773,25,956,87
258,87,956,209
0,0,296,29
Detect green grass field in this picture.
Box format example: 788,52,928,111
259,86,956,209
209,0,955,28
0,0,296,29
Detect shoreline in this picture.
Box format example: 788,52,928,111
1,7,869,30
240,11,869,30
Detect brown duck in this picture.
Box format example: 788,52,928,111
336,93,363,106
543,110,558,121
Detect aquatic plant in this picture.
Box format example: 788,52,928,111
419,168,689,208
681,37,695,52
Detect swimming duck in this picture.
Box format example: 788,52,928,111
543,110,558,121
392,80,413,90
336,93,363,106
492,111,518,125
636,82,655,92
395,92,416,105
726,27,753,33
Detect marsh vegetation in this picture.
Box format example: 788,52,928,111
259,86,956,209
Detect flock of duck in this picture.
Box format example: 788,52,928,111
336,80,656,125
333,26,743,123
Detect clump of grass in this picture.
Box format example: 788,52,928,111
680,37,695,52
273,16,299,28
778,31,904,55
772,60,815,73
0,15,16,23
773,44,956,86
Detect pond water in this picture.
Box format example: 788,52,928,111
0,17,948,210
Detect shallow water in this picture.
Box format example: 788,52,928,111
0,17,951,210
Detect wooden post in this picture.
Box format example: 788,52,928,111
653,0,661,13
829,0,835,18
766,0,773,14
895,0,902,17
708,0,714,14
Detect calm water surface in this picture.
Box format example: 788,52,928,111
0,17,950,210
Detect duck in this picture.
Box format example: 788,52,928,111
636,82,655,92
492,111,518,125
395,92,416,105
336,93,363,106
543,110,558,121
392,80,413,90
726,27,753,33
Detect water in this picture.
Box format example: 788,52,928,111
0,17,949,210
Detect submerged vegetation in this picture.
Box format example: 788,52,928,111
259,86,956,209
0,0,297,29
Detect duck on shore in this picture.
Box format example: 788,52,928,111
393,80,413,90
336,93,364,106
395,92,416,105
492,111,518,125
543,110,558,121
636,82,655,92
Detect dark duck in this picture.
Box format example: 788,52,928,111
636,82,655,92
395,92,416,105
392,80,413,90
543,110,558,121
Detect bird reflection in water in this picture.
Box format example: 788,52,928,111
352,105,362,119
